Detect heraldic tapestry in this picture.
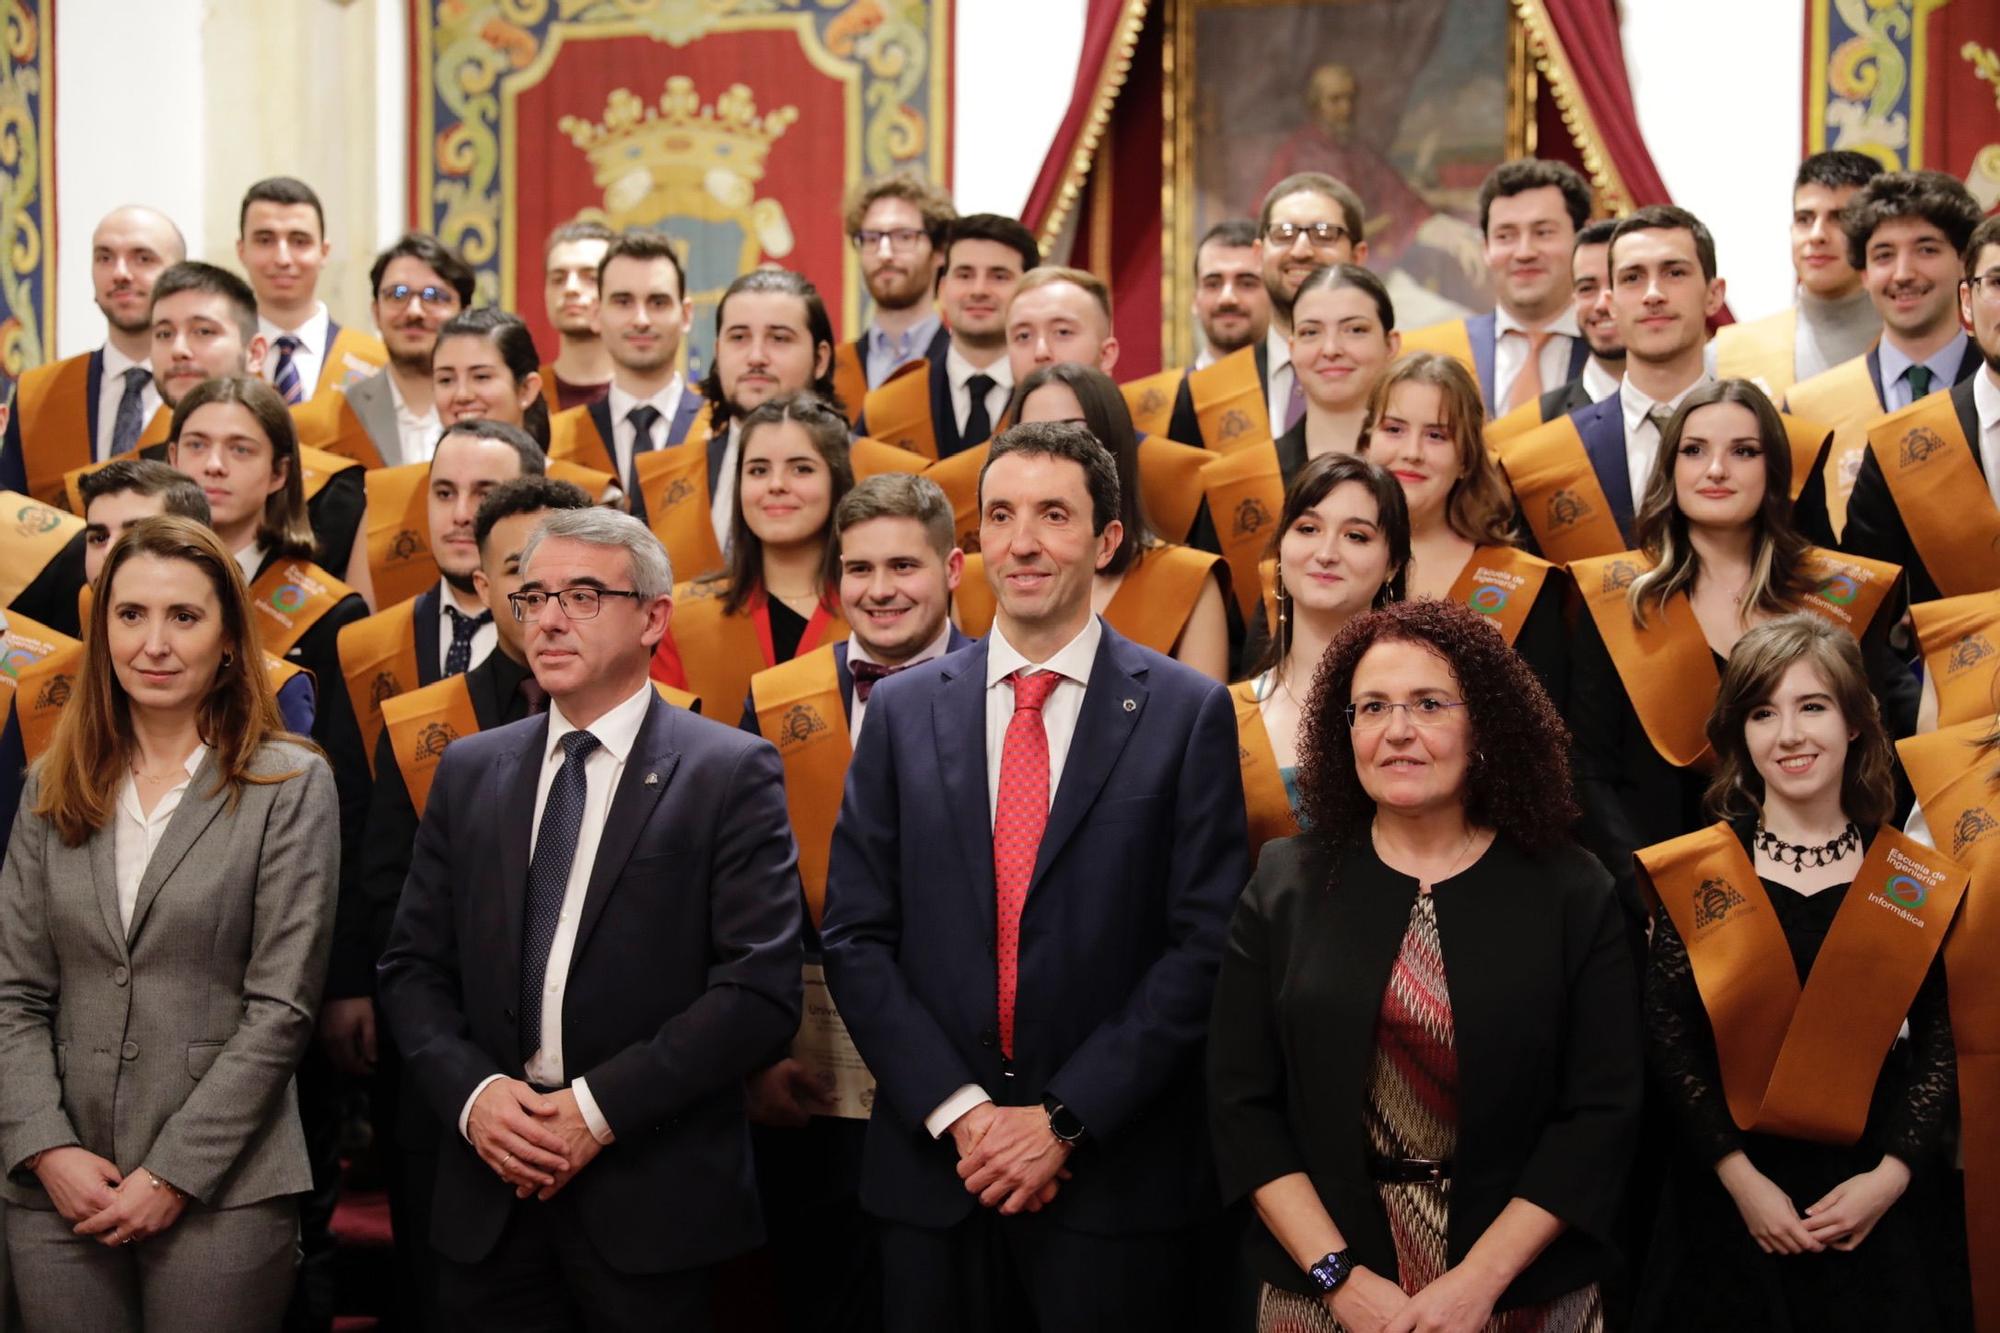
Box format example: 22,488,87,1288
0,0,53,399
413,0,952,379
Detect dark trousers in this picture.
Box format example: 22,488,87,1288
434,1192,712,1333
747,1118,879,1333
879,1210,1203,1333
285,1041,342,1333
374,1023,442,1331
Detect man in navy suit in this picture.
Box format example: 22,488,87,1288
379,506,803,1330
822,422,1248,1331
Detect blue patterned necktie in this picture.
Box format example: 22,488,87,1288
519,729,600,1062
443,604,491,676
272,334,304,405
110,367,151,456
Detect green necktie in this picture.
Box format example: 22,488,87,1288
1905,364,1935,401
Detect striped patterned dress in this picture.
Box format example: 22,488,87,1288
1258,893,1603,1333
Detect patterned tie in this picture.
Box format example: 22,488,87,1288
1904,364,1935,404
1504,328,1554,413
271,335,304,406
848,658,911,703
110,367,151,456
443,604,491,676
963,373,996,447
519,729,600,1062
1283,373,1306,433
992,669,1061,1059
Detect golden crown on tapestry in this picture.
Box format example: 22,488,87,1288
559,77,801,262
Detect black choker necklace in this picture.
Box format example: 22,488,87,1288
1755,822,1860,874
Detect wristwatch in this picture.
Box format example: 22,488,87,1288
1042,1096,1087,1146
1307,1249,1356,1295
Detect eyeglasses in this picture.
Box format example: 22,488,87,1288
1965,273,2000,299
507,587,643,621
852,228,929,254
1266,221,1351,249
377,283,460,309
1345,698,1468,730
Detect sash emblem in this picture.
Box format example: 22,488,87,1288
780,701,829,748
31,673,71,712
1692,876,1746,930
1137,386,1167,416
1218,408,1251,442
413,720,460,761
390,529,425,564
1951,807,1998,858
662,477,695,509
1547,488,1591,532
1468,584,1510,615
1232,497,1272,539
1947,633,1995,675
1898,426,1945,469
1600,559,1641,593
13,502,60,537
371,670,403,708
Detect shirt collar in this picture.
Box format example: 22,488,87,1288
607,376,685,425
1879,331,1968,392
944,342,1012,394
1976,362,2000,434
546,678,655,767
259,303,330,351
386,373,438,425
867,312,940,359
1582,356,1622,403
1493,304,1583,341
848,618,953,670
1621,371,1712,433
233,541,267,586
986,614,1102,689
102,340,143,379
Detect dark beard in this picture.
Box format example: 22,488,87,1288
442,568,479,597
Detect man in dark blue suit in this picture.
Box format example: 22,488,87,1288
379,506,803,1330
822,422,1248,1332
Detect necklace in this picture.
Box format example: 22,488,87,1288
1373,819,1480,893
1754,821,1859,874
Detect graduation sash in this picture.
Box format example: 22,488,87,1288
315,327,388,398
751,647,851,926
382,672,483,820
633,445,727,583
54,405,194,514
1866,393,2000,596
1446,546,1554,647
337,598,421,776
364,462,439,610
1783,353,1880,538
1231,679,1300,862
1912,592,2000,729
0,612,76,731
548,405,617,477
860,359,938,461
13,353,94,505
1484,398,1546,450
1795,547,1900,640
1137,434,1209,543
1572,552,1718,769
536,365,563,418
1200,444,1284,620
1185,346,1269,456
12,640,80,760
1396,318,1478,382
926,446,985,552
247,560,355,657
831,341,868,427
291,391,386,470
848,435,928,484
1637,822,1967,1144
657,581,844,718
954,546,1220,653
1713,307,1799,400
1503,416,1628,565
1121,368,1184,439
1898,721,2000,1333
544,458,618,503
0,493,84,607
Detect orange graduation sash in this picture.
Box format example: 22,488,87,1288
1637,822,1967,1144
364,462,439,611
13,639,80,761
1784,353,1880,538
1484,398,1547,451
1121,368,1184,439
1503,416,1628,565
1866,393,2000,597
1446,545,1554,647
848,435,928,483
1231,678,1300,862
633,445,727,584
382,673,483,820
548,405,617,477
661,581,845,718
315,327,388,398
751,646,852,926
0,612,76,732
13,353,93,506
1713,307,1799,400
1572,553,1718,769
337,598,421,776
1396,318,1478,383
247,560,355,658
1912,592,2000,729
0,493,84,607
831,341,868,427
1200,444,1284,620
544,458,618,503
926,446,986,552
1185,345,1269,456
860,359,939,461
1137,434,1209,544
1795,547,1900,640
1899,721,2000,1333
536,365,562,418
291,390,386,470
954,546,1220,654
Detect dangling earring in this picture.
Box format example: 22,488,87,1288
1275,577,1292,661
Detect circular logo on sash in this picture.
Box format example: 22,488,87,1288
1886,874,1927,909
1816,573,1858,605
13,503,60,537
270,583,309,613
1,645,37,678
1468,584,1509,615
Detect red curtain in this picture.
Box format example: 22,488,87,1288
1527,0,1673,212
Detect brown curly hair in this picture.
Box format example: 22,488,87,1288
1295,598,1577,850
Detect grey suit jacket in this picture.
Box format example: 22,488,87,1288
344,369,405,467
0,742,338,1209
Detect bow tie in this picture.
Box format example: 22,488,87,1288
849,658,913,703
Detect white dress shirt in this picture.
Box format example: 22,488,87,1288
1493,306,1582,412
943,342,1013,442
1975,364,2000,511
259,304,332,400
458,679,655,1147
435,579,498,676
925,615,1104,1138
233,541,268,588
95,342,163,462
114,745,209,932
387,374,442,466
1263,324,1294,440
605,376,687,491
1620,373,1712,512
846,620,954,743
712,421,740,552
1580,356,1621,405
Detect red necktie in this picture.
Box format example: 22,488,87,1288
993,669,1061,1059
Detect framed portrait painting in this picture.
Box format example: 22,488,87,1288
1166,0,1535,360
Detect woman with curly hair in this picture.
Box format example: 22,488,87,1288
1209,598,1643,1333
1635,614,1968,1331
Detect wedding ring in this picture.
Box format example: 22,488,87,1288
500,1152,514,1171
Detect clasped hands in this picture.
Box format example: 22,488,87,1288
947,1103,1073,1215
467,1078,603,1200
34,1146,186,1247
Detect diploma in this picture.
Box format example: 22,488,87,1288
793,962,877,1120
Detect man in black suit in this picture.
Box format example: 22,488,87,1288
821,423,1249,1331
379,506,802,1330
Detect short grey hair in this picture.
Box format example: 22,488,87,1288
519,506,673,599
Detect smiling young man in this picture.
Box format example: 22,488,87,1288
1486,218,1629,444
237,177,386,405
536,219,615,410
835,173,957,415
821,421,1247,1332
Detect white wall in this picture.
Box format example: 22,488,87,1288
952,0,1087,216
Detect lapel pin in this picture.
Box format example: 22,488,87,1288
644,772,659,787
1122,698,1136,712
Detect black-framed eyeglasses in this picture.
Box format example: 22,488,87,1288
852,228,928,254
376,283,459,309
1344,698,1468,730
1266,220,1351,248
507,587,643,621
1964,273,2000,298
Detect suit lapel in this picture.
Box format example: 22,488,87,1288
124,754,231,945
934,644,997,941
1577,396,1636,540
571,696,679,960
668,393,703,445
589,398,618,461
1468,312,1499,411
497,719,551,1000
706,430,730,497
929,355,962,457
413,586,443,686
1953,380,1984,477
1030,632,1145,890
351,374,402,466
88,829,127,961
1865,346,1886,407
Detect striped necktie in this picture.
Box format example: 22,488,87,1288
271,335,304,405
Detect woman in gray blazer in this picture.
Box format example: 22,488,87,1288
0,514,337,1332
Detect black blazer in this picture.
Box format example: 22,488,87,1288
377,692,803,1272
1841,376,1985,604
1208,834,1642,1309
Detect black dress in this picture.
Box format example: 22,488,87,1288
1637,825,1957,1332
